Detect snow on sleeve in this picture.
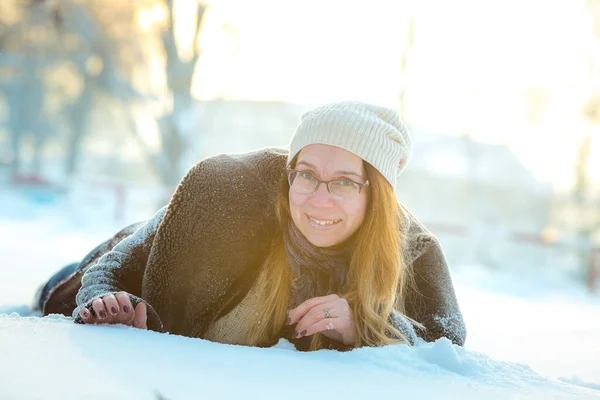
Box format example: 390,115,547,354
433,312,468,345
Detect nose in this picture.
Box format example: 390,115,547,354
309,182,335,208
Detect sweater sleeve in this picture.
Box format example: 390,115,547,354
404,237,467,346
388,309,418,345
72,207,167,332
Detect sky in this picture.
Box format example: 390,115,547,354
137,0,600,189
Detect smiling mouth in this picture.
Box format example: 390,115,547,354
307,215,342,227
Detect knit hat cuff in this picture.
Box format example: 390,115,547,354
287,105,411,190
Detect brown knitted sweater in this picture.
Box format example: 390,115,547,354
43,147,466,348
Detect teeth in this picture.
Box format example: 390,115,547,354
310,217,340,226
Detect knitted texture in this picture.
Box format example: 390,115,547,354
288,102,411,189
203,265,268,345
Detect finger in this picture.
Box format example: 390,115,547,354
102,294,119,316
79,307,94,324
133,302,148,330
115,291,133,315
298,317,350,339
294,299,340,335
288,294,339,325
92,298,107,320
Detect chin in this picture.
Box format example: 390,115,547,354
308,238,336,248
303,231,343,248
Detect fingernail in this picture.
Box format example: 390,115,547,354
287,316,291,325
300,330,307,337
123,305,130,313
110,306,118,315
99,310,107,319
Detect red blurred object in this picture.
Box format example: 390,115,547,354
11,174,52,186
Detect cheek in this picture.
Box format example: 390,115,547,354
343,198,368,226
288,191,306,221
289,191,305,210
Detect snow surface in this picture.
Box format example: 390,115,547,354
1,190,599,399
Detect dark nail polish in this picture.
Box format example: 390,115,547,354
123,305,130,313
99,310,107,319
110,306,118,315
287,316,291,325
300,330,307,337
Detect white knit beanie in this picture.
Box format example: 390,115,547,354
288,101,412,190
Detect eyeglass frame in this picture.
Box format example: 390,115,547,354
286,168,370,200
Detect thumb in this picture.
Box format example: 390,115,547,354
133,301,148,330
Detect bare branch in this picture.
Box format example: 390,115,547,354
192,3,206,61
161,0,178,62
166,0,175,38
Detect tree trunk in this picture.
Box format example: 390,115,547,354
66,85,93,176
154,0,205,187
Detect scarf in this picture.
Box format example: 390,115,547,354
283,221,355,310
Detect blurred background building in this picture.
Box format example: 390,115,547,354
0,0,599,289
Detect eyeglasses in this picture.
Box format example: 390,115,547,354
286,168,369,202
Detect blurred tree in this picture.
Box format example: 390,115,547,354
0,0,145,179
580,0,600,289
153,0,206,186
1,0,207,187
571,133,596,288
0,2,56,178
58,1,146,176
60,0,208,186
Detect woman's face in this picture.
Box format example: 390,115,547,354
289,144,369,247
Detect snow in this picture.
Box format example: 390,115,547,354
0,314,596,400
1,191,599,399
454,266,600,386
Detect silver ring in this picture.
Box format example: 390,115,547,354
324,309,332,319
325,322,335,330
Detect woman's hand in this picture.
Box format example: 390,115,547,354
288,294,357,346
78,291,148,330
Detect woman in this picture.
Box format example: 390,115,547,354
37,101,466,351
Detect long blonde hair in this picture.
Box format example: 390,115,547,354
246,162,417,349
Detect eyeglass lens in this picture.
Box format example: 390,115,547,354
289,171,362,201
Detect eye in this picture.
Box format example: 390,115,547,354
338,180,355,186
299,171,316,180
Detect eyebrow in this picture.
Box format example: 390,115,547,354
296,161,363,179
